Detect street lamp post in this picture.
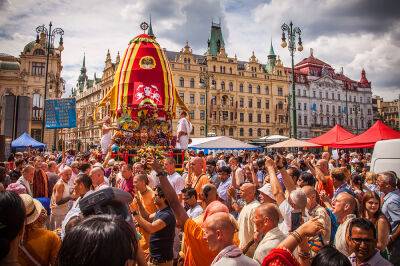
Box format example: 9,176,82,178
35,22,64,148
281,21,303,138
354,103,361,134
199,68,214,137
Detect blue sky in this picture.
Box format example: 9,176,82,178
1,0,399,100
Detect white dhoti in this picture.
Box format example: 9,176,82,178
101,131,112,155
176,117,192,150
177,135,189,150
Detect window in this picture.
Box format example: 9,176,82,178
200,126,205,136
313,91,316,98
221,127,225,135
248,113,253,122
277,101,283,110
257,99,261,109
298,102,301,110
32,93,43,119
189,111,195,119
239,98,244,108
304,116,308,125
338,106,341,113
249,128,253,136
248,84,253,93
279,115,285,123
278,87,283,96
319,91,322,98
212,79,216,89
257,85,261,94
190,94,195,104
327,117,330,126
229,67,232,74
240,128,244,136
32,62,45,76
266,114,270,123
265,100,270,109
303,90,307,96
239,83,244,92
190,78,195,88
229,128,234,136
338,94,341,101
257,128,262,137
229,82,233,91
326,105,329,113
200,94,205,105
331,93,335,100
303,103,307,110
248,99,253,108
239,113,244,122
298,115,302,125
33,49,45,56
213,65,216,72
179,92,184,101
257,113,262,123
325,92,328,99
368,109,371,115
297,89,300,96
179,77,184,87
221,81,225,91
200,110,205,120
265,86,269,95
230,112,234,121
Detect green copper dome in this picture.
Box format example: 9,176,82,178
0,60,20,70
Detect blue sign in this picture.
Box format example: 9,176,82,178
45,98,77,129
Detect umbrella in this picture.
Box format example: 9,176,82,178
267,138,322,148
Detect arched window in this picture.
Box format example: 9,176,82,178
32,93,43,119
191,126,195,135
213,65,216,72
229,67,232,74
248,84,253,93
188,58,191,64
212,79,216,89
221,127,225,135
229,128,234,136
239,128,244,136
200,126,205,136
239,83,244,92
256,85,261,94
257,128,262,137
279,129,284,135
190,78,195,88
277,101,284,110
179,77,184,87
266,129,270,136
229,82,233,91
249,128,253,136
33,49,45,56
184,58,187,64
265,86,269,95
221,81,225,91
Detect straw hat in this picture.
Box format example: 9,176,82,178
19,194,44,225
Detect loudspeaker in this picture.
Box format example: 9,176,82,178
0,135,5,161
3,95,16,138
15,96,30,137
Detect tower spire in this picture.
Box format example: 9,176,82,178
148,14,154,37
83,52,86,68
269,38,275,56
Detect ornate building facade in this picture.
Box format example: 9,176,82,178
64,22,290,150
373,96,400,130
291,49,374,138
0,31,64,147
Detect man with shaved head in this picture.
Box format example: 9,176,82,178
203,212,258,265
188,156,209,203
237,183,260,254
307,158,334,199
49,167,73,230
17,164,35,196
90,167,109,191
253,203,286,264
333,192,357,256
302,185,331,247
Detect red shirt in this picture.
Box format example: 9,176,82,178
316,175,334,199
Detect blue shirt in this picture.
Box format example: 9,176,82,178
382,189,400,232
217,177,232,202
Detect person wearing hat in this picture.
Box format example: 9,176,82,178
176,111,192,150
258,183,276,204
19,194,61,266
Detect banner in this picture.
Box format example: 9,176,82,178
45,98,77,129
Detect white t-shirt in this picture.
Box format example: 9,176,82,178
278,199,292,235
167,172,185,195
187,204,203,219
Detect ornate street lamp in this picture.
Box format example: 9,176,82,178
281,21,303,138
35,22,64,147
199,68,214,137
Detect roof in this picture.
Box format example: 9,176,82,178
267,138,321,148
295,55,332,68
333,120,400,148
208,22,225,56
0,60,20,71
11,132,46,149
189,136,260,151
23,41,36,53
308,125,355,146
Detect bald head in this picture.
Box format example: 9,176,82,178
203,212,237,251
90,167,105,187
333,192,358,222
317,159,329,174
256,203,280,225
202,184,217,205
60,167,73,182
240,183,256,203
203,200,229,223
191,157,203,175
322,152,330,161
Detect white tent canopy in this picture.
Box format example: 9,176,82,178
259,135,289,141
189,136,261,154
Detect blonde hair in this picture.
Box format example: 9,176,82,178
365,172,377,184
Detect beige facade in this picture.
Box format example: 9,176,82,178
0,32,64,148
64,23,290,151
374,96,400,130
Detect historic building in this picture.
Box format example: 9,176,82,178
373,96,400,130
0,31,64,147
64,22,290,150
291,49,374,138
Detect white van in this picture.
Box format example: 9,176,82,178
370,139,400,177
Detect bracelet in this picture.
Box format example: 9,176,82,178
289,231,303,244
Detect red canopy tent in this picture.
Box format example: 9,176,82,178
308,124,355,147
332,120,400,148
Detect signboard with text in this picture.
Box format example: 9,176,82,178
45,98,77,129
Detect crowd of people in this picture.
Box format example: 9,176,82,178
0,148,399,266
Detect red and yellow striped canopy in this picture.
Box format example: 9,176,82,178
99,33,187,119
